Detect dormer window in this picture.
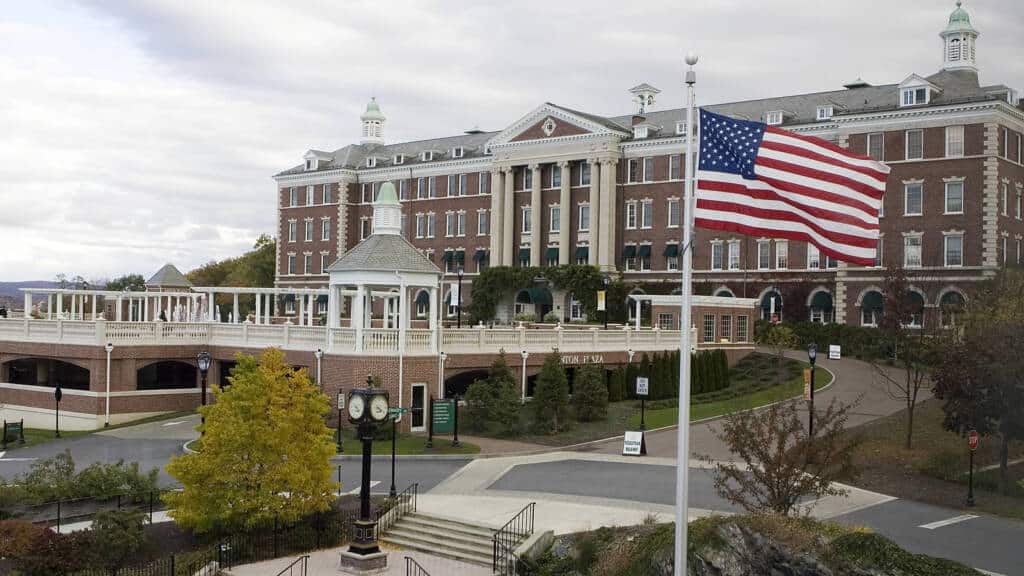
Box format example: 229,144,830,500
452,146,464,158
901,87,929,107
421,151,434,162
394,154,405,165
765,111,783,126
816,105,834,121
676,122,687,135
366,157,377,168
633,125,648,139
484,144,492,155
305,159,316,171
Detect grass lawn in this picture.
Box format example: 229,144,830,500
336,432,480,455
2,410,198,452
627,362,831,429
846,398,1024,520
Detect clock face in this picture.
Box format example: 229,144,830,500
348,394,365,421
370,395,389,421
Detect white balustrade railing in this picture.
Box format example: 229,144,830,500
405,330,433,354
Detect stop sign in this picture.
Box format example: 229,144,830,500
968,429,979,451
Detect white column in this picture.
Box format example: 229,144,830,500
23,292,32,318
558,161,571,265
70,292,76,319
232,293,239,323
635,299,641,330
115,297,122,321
530,163,542,267
328,286,340,328
598,158,618,269
353,285,366,352
398,284,408,349
255,292,262,325
428,286,438,352
489,169,504,265
308,294,315,326
502,166,515,266
270,292,276,322
588,158,601,266
297,293,304,326
208,291,215,321
47,294,53,319
56,291,63,317
91,293,97,320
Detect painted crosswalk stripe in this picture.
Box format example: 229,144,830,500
161,421,187,427
343,481,381,495
918,514,978,529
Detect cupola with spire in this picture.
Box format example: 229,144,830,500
360,97,385,145
371,182,401,235
940,1,979,72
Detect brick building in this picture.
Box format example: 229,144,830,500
274,2,1022,329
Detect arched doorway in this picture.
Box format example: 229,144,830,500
939,291,966,327
2,359,90,390
444,370,490,398
137,361,197,390
760,290,783,322
808,290,833,323
513,287,553,320
903,291,925,327
860,290,884,326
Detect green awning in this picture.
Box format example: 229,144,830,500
473,249,488,262
862,291,883,310
810,291,833,310
622,245,637,259
637,244,651,258
454,250,465,264
575,246,589,259
904,291,925,312
441,251,454,262
316,294,328,304
664,244,679,258
518,248,530,262
940,291,965,308
545,247,559,261
283,294,296,303
525,287,552,306
415,291,430,305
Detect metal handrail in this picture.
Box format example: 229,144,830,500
405,555,432,576
376,482,418,534
492,501,535,575
274,554,309,576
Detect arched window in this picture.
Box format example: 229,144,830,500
714,288,735,298
760,290,783,322
903,291,925,328
137,361,197,390
414,290,430,319
939,291,966,327
860,291,883,327
809,290,833,324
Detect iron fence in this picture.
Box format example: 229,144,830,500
405,556,432,576
1,490,173,531
492,502,534,576
274,555,308,576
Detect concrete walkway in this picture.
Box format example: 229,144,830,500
226,546,490,576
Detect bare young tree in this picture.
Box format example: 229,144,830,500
708,398,861,516
873,265,936,449
759,324,799,385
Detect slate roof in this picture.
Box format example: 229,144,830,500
278,67,1008,177
146,264,192,288
326,234,441,275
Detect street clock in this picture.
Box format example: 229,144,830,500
347,377,389,425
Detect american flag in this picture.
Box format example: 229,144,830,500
694,109,889,266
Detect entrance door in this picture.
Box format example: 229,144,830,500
411,383,426,432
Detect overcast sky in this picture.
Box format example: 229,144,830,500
1,0,1021,282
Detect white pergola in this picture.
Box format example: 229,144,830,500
20,288,203,322
191,286,330,326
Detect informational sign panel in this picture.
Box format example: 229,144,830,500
337,392,345,410
596,291,607,311
829,345,841,360
623,431,645,456
636,376,649,397
968,429,979,451
432,399,455,434
450,282,460,303
803,369,812,401
389,407,409,419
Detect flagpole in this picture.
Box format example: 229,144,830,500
675,51,698,576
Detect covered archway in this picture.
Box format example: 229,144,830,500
760,289,783,322
903,290,925,327
514,287,553,320
443,369,490,398
807,289,833,323
860,290,884,326
938,290,966,327
137,361,197,390
2,358,90,390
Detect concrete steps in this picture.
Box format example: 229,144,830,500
381,512,502,568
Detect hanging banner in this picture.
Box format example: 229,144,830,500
449,282,460,303
597,291,607,312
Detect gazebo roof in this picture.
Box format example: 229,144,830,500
146,264,192,288
326,234,441,275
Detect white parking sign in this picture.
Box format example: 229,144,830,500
636,376,649,397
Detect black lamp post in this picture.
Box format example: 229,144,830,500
456,266,464,329
54,383,62,438
345,375,390,561
389,408,397,498
602,275,611,330
807,343,817,438
197,351,211,433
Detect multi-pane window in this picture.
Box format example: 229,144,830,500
417,178,427,199
658,313,674,330
666,246,679,271
627,158,641,183
477,210,488,236
816,106,833,121
826,255,838,269
459,174,468,196
287,254,295,275
304,220,313,242
360,218,370,240
906,130,923,160
479,172,490,195
873,237,884,267
703,314,715,343
306,185,314,206
447,175,456,197
643,157,654,182
288,220,296,242
669,155,682,180
445,213,456,237
757,241,771,270
945,125,964,157
551,165,561,188
901,87,928,106
579,204,590,231
456,211,466,236
640,200,653,228
550,206,561,233
867,133,884,161
905,183,923,216
904,235,922,268
361,183,371,203
320,253,330,273
720,315,733,342
1017,190,1022,220
289,188,298,207
711,242,724,270
415,214,435,238
321,218,330,241
944,234,963,267
736,316,749,342
428,176,437,198
522,207,532,233
625,202,638,229
667,199,680,227
807,244,821,269
579,162,591,186
1002,183,1009,216
523,168,533,190
944,181,964,214
401,214,408,238
303,254,313,275
323,184,332,204
570,297,585,321
776,240,788,269
727,241,740,270
399,179,408,200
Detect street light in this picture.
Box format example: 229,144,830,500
807,343,817,438
314,348,324,389
602,276,611,330
520,350,529,401
197,351,211,433
456,266,464,329
104,343,114,427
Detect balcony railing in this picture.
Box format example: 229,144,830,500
0,318,747,356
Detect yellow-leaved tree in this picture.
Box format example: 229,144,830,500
165,347,337,532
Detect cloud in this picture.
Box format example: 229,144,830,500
0,0,1020,280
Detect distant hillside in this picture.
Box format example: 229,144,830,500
0,281,58,299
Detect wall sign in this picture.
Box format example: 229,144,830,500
560,354,605,365
636,376,649,397
828,345,841,360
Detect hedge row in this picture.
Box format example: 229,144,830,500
605,349,730,401
755,319,886,360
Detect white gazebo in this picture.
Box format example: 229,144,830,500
326,182,442,353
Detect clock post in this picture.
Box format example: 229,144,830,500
339,375,391,573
